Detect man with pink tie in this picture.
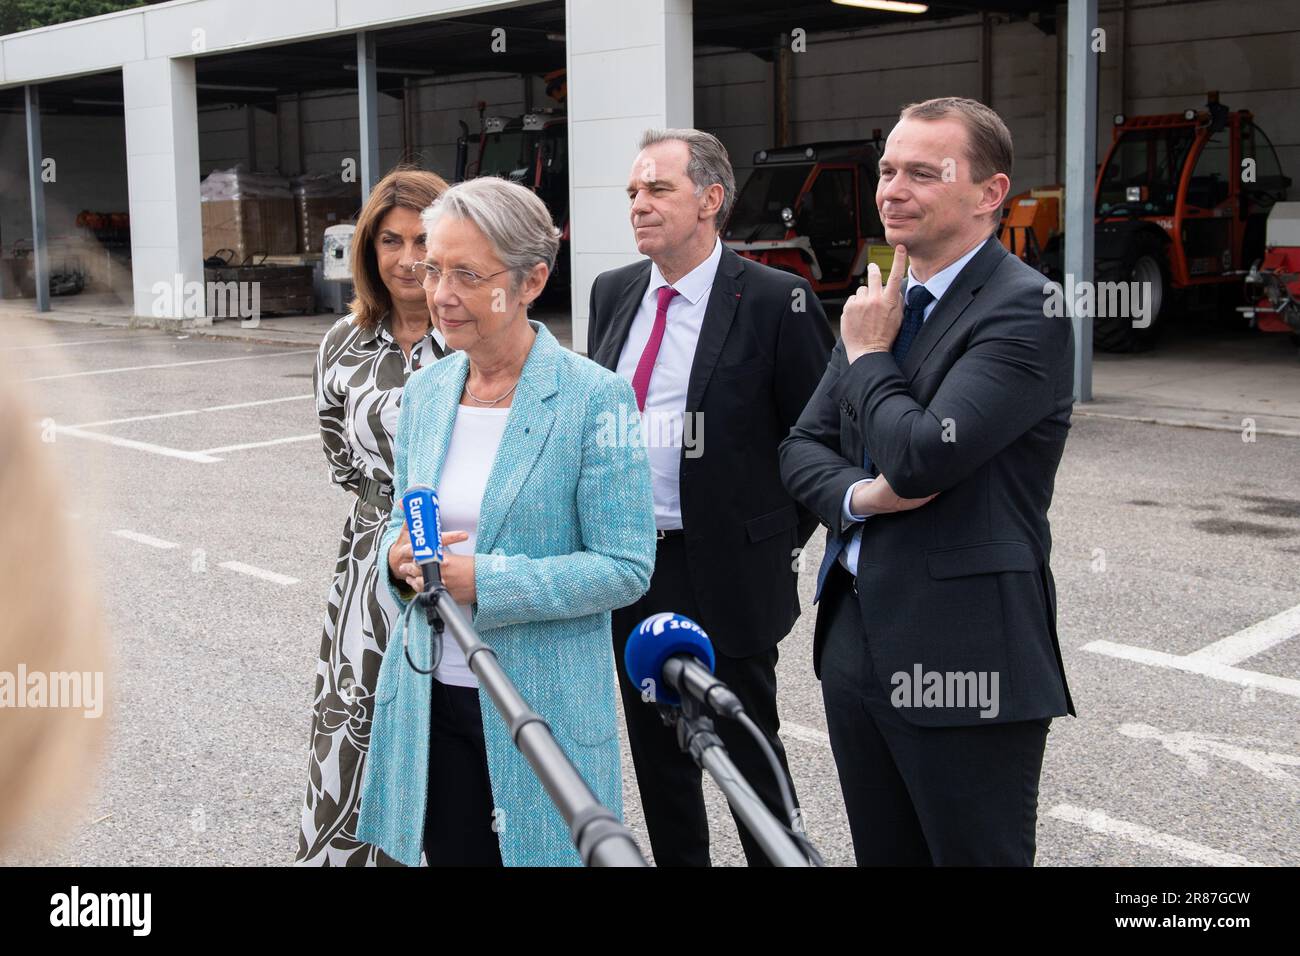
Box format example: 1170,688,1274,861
586,128,834,866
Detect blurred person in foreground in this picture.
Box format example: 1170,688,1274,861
357,176,656,867
0,334,106,857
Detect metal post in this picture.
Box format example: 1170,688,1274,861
401,76,415,164
1064,0,1098,403
357,31,380,202
25,85,50,313
774,33,790,148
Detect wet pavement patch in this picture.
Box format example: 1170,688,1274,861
1239,495,1300,519
1193,517,1293,538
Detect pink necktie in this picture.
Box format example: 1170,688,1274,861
631,285,679,412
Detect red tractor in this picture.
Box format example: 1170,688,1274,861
1006,95,1291,351
1088,93,1290,350
1240,202,1300,340
723,140,894,300
466,109,570,290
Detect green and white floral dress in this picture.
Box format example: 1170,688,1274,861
296,314,444,866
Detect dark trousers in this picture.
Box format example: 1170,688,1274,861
819,564,1050,866
424,678,503,867
611,534,798,867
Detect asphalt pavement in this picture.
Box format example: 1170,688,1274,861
2,319,1297,866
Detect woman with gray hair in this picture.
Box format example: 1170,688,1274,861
356,176,656,866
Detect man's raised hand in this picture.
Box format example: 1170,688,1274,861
842,244,908,363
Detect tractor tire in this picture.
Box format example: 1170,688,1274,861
1093,241,1168,353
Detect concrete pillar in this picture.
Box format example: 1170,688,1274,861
565,0,694,352
123,56,204,324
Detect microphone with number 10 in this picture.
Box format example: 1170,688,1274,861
624,612,820,866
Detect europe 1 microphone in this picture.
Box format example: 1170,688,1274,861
394,485,648,866
401,484,445,596
400,484,446,629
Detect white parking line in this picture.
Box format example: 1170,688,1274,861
2,335,156,351
67,394,313,430
1118,722,1300,785
1188,602,1300,665
23,348,314,382
110,528,298,586
1073,409,1300,439
55,425,222,463
1081,639,1300,699
199,434,317,455
1046,804,1260,866
218,561,299,586
112,529,179,550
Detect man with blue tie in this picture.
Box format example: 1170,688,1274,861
780,97,1076,865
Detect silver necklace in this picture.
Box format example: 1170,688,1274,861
464,377,519,406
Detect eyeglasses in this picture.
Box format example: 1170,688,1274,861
407,261,509,292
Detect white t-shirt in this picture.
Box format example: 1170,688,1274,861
433,403,511,688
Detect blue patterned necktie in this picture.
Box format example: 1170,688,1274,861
862,282,934,473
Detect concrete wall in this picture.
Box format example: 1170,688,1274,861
195,71,550,180
0,0,534,86
0,112,128,246
1107,0,1300,179
693,15,1053,196
694,0,1297,199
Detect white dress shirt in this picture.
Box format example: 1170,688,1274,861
615,237,723,530
839,240,985,574
433,403,511,686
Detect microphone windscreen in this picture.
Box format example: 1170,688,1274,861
400,485,443,563
623,612,715,708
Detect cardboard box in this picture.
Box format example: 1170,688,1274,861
297,197,358,253
202,198,297,262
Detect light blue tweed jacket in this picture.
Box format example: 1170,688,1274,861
356,320,656,867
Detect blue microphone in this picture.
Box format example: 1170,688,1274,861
400,484,444,593
624,613,742,717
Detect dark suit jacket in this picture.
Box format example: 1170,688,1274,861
588,244,834,657
779,236,1076,726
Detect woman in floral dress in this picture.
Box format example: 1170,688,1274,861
296,168,449,865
